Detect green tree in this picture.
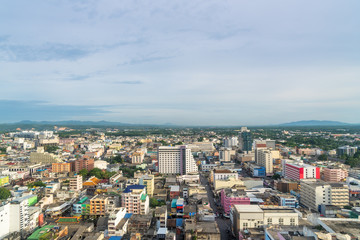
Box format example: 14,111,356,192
0,187,11,200
28,181,46,188
108,155,123,164
44,145,59,153
272,173,281,180
197,137,204,142
318,154,328,161
88,168,105,179
79,169,89,179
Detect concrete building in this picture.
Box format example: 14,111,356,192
221,189,250,214
108,207,127,237
223,137,238,148
282,160,320,180
140,175,154,196
131,151,145,164
69,175,83,191
73,158,94,172
255,148,275,175
219,148,233,162
90,195,119,216
94,160,108,170
337,146,357,157
231,205,299,237
158,146,198,175
52,162,71,173
323,168,348,182
211,169,238,182
121,185,149,215
239,128,252,152
300,179,349,211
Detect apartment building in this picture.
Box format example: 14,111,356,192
158,146,198,175
69,175,83,191
52,162,71,173
90,195,119,216
72,158,94,172
300,179,349,211
121,185,149,215
323,168,348,182
140,175,154,196
255,148,275,175
108,207,127,237
131,151,145,164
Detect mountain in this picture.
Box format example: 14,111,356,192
279,120,350,126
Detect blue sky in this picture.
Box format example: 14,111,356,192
0,0,359,125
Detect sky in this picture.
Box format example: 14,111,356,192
0,0,359,126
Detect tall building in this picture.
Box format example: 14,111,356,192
69,175,83,191
219,148,232,162
256,148,274,175
300,179,349,211
72,158,94,172
239,129,252,152
223,137,238,148
90,195,119,216
131,151,145,164
282,160,320,180
121,185,149,215
140,175,155,196
158,146,198,175
108,207,127,237
337,146,357,157
323,168,348,182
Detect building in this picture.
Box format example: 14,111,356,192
337,146,358,157
52,162,71,173
94,160,108,170
83,176,101,189
158,146,198,175
121,185,149,215
231,205,298,237
211,169,238,182
323,168,348,182
90,195,119,216
223,137,238,148
300,179,349,211
73,158,94,173
131,151,145,164
0,176,9,186
108,207,127,237
282,160,320,180
140,175,154,196
255,148,275,175
154,206,167,229
239,129,252,152
219,148,233,162
221,189,250,214
69,175,83,191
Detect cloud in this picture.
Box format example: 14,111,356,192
0,43,93,62
0,100,109,123
118,55,175,66
112,80,143,84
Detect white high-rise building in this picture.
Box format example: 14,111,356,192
256,148,274,175
223,137,238,148
158,146,198,175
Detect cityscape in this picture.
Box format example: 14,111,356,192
1,1,360,240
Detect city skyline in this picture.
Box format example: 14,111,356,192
1,1,359,125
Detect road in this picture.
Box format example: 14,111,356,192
200,173,235,240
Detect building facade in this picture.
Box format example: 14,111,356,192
121,185,149,215
323,168,348,182
158,146,198,175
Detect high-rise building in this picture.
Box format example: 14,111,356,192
337,146,357,157
239,129,252,152
121,185,149,215
140,175,155,196
219,148,232,162
282,160,320,180
300,179,349,211
72,158,94,172
158,146,198,175
223,137,238,148
256,148,275,175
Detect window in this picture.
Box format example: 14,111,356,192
279,218,284,225
267,218,272,225
243,223,248,229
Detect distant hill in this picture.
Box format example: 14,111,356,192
279,120,350,126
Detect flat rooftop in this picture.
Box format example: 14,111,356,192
233,204,263,213
322,220,360,237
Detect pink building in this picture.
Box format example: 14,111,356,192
323,168,348,182
221,189,250,214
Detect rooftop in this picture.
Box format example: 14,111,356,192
233,204,263,213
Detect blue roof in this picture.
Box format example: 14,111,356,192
123,185,145,193
124,213,133,219
109,237,122,240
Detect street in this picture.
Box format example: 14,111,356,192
200,173,235,240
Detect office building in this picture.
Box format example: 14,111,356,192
239,129,252,152
337,146,357,157
223,137,238,148
256,148,275,175
219,148,232,162
121,185,149,215
282,160,320,180
158,146,198,175
300,179,349,211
